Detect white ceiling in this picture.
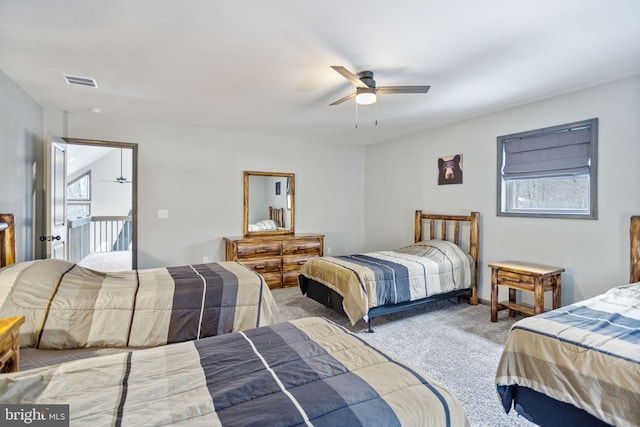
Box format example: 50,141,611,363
66,144,114,176
1,0,639,146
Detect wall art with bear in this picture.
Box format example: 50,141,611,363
437,154,463,185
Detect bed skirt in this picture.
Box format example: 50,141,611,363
497,385,611,426
299,274,472,331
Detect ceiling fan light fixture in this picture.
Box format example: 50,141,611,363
355,87,377,105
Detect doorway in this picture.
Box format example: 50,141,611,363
60,138,137,270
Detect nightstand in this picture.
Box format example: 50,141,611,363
0,316,25,373
489,261,564,322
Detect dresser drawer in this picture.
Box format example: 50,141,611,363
282,238,321,256
236,241,281,259
497,270,535,288
283,254,318,272
242,258,281,273
260,272,283,289
283,270,302,288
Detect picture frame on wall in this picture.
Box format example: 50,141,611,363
438,154,463,185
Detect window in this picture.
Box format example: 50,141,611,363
497,118,598,219
67,203,90,219
67,171,91,201
67,171,91,219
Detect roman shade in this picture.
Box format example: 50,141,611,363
501,124,594,179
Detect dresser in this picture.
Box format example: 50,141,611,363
224,234,324,289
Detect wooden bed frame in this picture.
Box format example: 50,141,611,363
269,206,285,228
414,210,480,304
0,213,15,268
631,215,639,283
299,210,480,332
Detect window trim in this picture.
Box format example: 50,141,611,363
496,118,598,219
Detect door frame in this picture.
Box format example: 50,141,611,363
63,138,138,269
47,137,68,260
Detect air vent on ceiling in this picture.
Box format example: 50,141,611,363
64,74,98,88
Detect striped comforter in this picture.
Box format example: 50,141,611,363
0,317,469,427
300,240,474,324
0,259,279,349
495,282,640,427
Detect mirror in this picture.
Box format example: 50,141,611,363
244,171,294,236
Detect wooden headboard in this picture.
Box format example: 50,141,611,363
632,215,640,283
0,213,16,267
269,207,285,228
414,210,480,304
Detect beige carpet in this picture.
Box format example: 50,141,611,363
271,286,537,427
77,251,132,271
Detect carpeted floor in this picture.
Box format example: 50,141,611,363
271,286,537,427
77,251,132,271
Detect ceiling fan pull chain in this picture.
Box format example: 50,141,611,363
355,102,358,128
375,101,378,126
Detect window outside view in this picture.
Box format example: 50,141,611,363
505,175,590,213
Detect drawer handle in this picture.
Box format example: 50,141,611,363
0,348,14,370
254,265,266,269
298,261,306,265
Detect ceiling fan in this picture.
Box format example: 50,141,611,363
106,148,131,184
329,65,430,106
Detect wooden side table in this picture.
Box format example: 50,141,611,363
0,316,25,373
489,261,564,322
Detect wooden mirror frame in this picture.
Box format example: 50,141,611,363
243,171,295,236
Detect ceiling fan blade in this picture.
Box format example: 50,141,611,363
329,92,356,106
331,66,368,88
377,85,431,94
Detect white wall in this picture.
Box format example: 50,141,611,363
43,113,366,268
0,70,43,262
365,75,640,306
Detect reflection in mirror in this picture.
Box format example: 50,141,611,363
244,171,294,236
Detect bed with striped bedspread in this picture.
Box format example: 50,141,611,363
495,282,640,427
0,316,469,426
300,240,475,325
0,259,279,349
